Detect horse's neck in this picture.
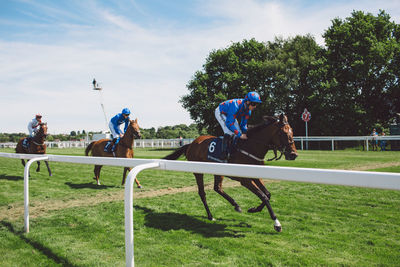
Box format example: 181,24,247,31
120,133,134,148
33,130,45,143
241,125,279,158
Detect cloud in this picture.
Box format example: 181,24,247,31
1,0,399,134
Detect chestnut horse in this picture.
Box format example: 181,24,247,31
85,119,142,187
16,123,52,176
163,114,297,232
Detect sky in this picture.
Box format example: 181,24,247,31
1,0,399,134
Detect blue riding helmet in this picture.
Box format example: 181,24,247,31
244,91,262,103
122,108,131,115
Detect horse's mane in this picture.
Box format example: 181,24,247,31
247,116,278,137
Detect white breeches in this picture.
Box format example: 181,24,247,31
109,121,119,139
215,107,240,136
28,127,38,137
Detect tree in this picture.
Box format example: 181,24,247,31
323,10,400,135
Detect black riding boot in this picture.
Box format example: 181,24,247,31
221,134,232,160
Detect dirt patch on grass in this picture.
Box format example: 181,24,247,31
347,161,400,171
0,179,249,222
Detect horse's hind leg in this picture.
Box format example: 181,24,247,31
214,175,242,213
45,161,52,176
240,179,282,232
122,167,142,188
21,159,26,167
93,165,103,185
36,161,40,172
194,173,214,221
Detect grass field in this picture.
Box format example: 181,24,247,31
0,147,399,266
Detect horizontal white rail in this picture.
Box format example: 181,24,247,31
1,152,399,267
1,152,400,190
1,136,399,149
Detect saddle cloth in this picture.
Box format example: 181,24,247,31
22,138,30,149
207,137,227,163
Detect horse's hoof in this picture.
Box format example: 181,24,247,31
274,225,282,232
137,185,142,189
208,217,215,221
235,206,242,213
247,207,259,213
49,174,53,177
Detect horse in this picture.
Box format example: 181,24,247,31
163,114,298,232
15,123,52,176
85,119,142,187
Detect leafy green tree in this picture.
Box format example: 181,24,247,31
323,10,400,135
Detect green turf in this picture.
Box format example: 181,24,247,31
0,147,399,266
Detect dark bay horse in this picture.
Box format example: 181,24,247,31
16,123,52,176
85,119,142,187
163,114,298,232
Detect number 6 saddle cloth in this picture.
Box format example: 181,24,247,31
207,137,227,163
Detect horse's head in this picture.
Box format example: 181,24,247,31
272,114,297,160
37,123,48,138
127,119,141,139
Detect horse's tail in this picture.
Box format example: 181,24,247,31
85,141,95,156
163,144,190,160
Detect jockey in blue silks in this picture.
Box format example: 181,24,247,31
214,91,262,159
108,108,131,151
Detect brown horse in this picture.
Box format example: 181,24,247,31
163,114,297,232
16,123,52,176
85,119,142,187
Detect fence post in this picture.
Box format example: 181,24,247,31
125,161,160,267
24,156,49,233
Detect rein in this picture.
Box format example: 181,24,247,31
237,148,265,162
235,119,288,163
32,140,45,146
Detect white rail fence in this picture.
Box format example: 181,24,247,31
0,152,400,267
0,139,194,149
1,136,399,151
296,135,400,151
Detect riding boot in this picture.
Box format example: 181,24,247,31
111,138,120,152
221,134,232,160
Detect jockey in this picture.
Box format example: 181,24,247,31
28,114,42,137
108,108,131,151
215,91,262,159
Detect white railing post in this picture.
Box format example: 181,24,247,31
124,162,160,267
24,156,49,233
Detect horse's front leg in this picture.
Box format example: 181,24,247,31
122,167,142,188
214,175,242,213
248,179,270,213
45,161,52,176
36,161,40,172
240,179,281,232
